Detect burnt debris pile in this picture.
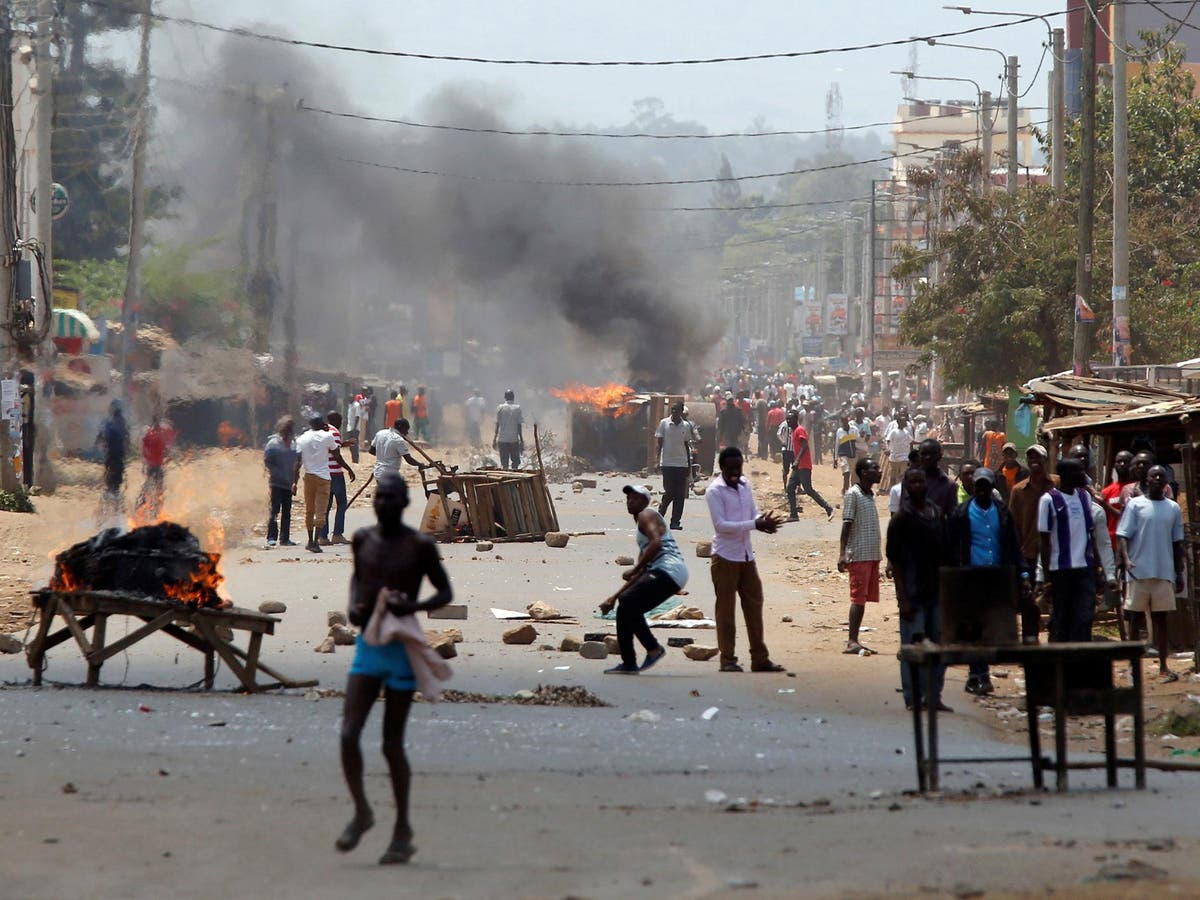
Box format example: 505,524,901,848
50,523,225,609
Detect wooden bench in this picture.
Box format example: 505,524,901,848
26,590,318,693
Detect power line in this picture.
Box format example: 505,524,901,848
297,101,995,142
338,146,931,188
650,195,872,213
86,0,1062,67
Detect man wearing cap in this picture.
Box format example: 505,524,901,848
705,447,786,673
996,442,1029,501
1008,444,1055,642
655,402,699,530
947,467,1023,695
598,485,687,674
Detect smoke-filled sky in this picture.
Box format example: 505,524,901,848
98,0,1060,388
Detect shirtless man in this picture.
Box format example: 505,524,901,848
336,471,453,865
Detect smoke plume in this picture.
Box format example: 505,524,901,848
154,38,721,391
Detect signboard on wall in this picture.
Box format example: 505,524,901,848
826,294,848,335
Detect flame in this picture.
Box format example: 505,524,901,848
50,567,79,592
161,552,229,609
217,421,247,448
552,382,638,417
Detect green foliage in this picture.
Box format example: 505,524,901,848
139,242,249,345
0,486,34,513
897,37,1200,390
53,6,178,260
54,258,126,318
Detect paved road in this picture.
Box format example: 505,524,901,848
3,471,1199,897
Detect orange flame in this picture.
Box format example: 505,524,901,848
552,382,638,418
50,568,79,592
161,552,230,609
217,421,247,448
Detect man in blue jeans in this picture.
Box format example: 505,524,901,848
264,416,299,547
946,467,1024,696
887,467,952,712
319,411,358,546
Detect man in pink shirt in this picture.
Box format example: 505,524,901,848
705,446,786,673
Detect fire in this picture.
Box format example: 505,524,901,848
217,421,247,447
162,552,229,609
552,382,638,417
50,568,79,593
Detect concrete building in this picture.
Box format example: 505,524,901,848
891,100,1038,183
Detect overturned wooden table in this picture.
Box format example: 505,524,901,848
899,641,1147,794
26,590,318,693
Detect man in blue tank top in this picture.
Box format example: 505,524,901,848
598,485,689,674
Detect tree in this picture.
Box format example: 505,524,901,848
895,35,1200,390
53,4,177,261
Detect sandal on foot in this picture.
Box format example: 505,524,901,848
335,813,374,852
379,842,416,865
1161,671,1179,684
719,662,744,673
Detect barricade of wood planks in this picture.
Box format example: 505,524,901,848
431,469,560,542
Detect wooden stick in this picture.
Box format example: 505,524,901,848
534,423,546,475
345,472,374,510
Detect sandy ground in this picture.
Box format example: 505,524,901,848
3,442,1200,898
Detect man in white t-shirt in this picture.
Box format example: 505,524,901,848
1037,458,1101,642
296,416,337,553
1118,464,1185,682
655,401,699,530
370,418,427,482
881,412,914,491
465,389,487,447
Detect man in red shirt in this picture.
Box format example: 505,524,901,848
765,402,785,458
138,415,176,521
786,419,834,522
1101,449,1135,550
411,386,431,442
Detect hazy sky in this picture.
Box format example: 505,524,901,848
145,0,1063,134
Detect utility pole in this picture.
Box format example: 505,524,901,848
121,0,152,394
1072,0,1098,375
32,0,55,490
1052,28,1065,194
1111,1,1131,366
0,7,15,373
865,185,877,401
979,90,992,194
1006,55,1019,195
842,217,854,362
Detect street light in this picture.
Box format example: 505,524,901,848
944,5,1065,192
895,71,993,192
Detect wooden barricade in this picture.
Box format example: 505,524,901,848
432,469,559,542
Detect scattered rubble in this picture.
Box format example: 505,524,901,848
329,624,357,646
683,645,720,661
627,709,661,723
314,637,336,654
429,605,469,620
667,637,694,647
476,541,494,552
559,635,582,652
545,532,571,549
423,684,609,707
615,555,635,566
502,623,538,645
579,641,608,660
695,541,712,558
427,632,458,659
603,635,620,654
526,600,563,621
258,600,287,614
0,633,23,654
327,610,347,627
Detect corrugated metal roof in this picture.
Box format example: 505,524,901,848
1023,375,1191,412
1040,398,1200,433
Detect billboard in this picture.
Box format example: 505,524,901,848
826,294,848,335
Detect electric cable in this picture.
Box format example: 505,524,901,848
85,0,1062,68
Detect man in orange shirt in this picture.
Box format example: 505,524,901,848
384,392,403,430
978,418,1006,471
411,386,431,442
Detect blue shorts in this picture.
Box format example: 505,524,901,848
348,635,416,691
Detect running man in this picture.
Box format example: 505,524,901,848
598,485,688,673
337,472,453,865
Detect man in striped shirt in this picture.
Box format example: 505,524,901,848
318,411,357,546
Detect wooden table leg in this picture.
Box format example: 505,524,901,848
1104,707,1118,788
1054,661,1068,792
204,645,215,690
926,659,940,793
1132,660,1146,790
1025,678,1044,790
909,660,927,792
87,614,108,687
28,597,57,686
244,632,263,688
